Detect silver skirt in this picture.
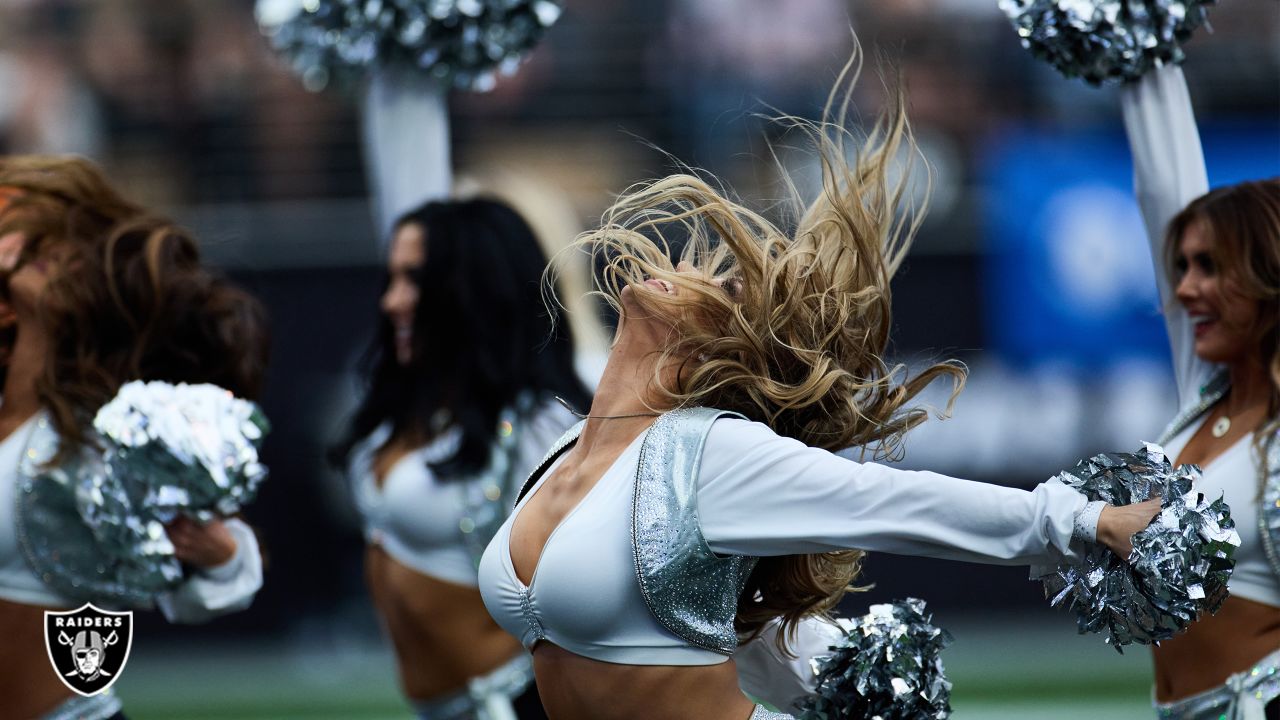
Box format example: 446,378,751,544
1155,647,1280,720
750,705,794,719
413,653,535,720
40,691,122,720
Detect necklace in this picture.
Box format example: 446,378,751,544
1211,392,1262,438
554,396,662,421
1212,415,1231,438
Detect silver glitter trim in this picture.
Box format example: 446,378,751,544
517,586,545,645
750,706,795,720
1154,647,1280,719
1073,500,1107,543
456,392,539,569
1259,433,1280,582
631,408,756,656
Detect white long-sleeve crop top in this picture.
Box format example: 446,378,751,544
349,400,577,587
0,411,263,622
479,416,1087,666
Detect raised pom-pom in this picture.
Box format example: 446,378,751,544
256,0,563,92
999,0,1216,85
1038,443,1239,651
798,598,952,720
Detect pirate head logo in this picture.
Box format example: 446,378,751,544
44,604,133,696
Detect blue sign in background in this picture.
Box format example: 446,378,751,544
984,121,1280,370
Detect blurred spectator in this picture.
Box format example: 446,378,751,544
0,2,103,157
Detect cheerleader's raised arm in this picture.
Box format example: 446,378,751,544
1120,65,1214,407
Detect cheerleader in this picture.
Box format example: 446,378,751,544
475,53,1162,720
0,155,267,720
333,199,588,719
1120,64,1280,719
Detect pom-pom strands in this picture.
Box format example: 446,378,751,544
999,0,1216,85
256,0,564,92
93,381,270,524
798,599,952,720
19,381,270,604
1038,443,1239,651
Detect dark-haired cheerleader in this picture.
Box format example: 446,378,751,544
334,198,588,720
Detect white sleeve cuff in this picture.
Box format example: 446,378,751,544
1073,501,1107,544
197,520,253,583
157,518,263,624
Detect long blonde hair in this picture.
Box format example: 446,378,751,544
557,48,965,648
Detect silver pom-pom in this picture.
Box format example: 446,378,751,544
93,381,269,524
798,599,952,720
256,0,563,92
999,0,1216,85
1038,443,1239,651
18,381,270,604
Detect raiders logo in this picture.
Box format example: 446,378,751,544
44,604,133,696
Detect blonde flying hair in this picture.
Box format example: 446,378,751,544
552,48,966,648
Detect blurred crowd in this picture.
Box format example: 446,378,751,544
0,0,1273,241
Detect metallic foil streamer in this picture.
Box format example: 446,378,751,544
93,381,270,521
999,0,1216,85
255,0,563,92
19,381,270,604
1038,443,1239,651
798,599,952,720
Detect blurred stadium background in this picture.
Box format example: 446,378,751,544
1,0,1277,717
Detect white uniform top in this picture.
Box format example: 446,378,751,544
1120,65,1279,608
349,401,577,587
479,416,1087,667
0,411,264,622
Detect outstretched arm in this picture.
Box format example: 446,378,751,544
1120,65,1213,408
697,419,1148,566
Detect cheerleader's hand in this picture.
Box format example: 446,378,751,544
1098,497,1163,560
166,516,238,569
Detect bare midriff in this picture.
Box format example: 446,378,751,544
0,597,76,720
1153,595,1280,702
529,642,758,720
365,544,525,701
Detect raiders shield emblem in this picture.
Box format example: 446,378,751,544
44,604,133,696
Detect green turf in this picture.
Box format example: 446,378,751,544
111,614,1156,719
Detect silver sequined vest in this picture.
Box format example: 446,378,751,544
515,407,758,656
1158,370,1280,581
